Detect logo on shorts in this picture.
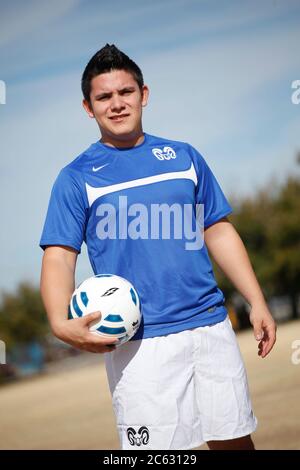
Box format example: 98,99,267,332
126,426,150,446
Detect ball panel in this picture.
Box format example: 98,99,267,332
80,291,89,307
104,314,124,322
71,294,83,318
67,305,73,320
130,287,137,306
96,325,127,335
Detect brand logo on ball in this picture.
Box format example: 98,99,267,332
127,426,150,446
101,287,119,296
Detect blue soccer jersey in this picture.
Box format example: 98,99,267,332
40,133,232,339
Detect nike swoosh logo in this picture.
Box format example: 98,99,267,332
86,163,197,206
92,163,109,172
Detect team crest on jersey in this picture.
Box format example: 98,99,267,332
152,147,176,161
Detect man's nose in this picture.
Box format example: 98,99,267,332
111,94,125,111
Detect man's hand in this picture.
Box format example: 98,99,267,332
249,304,277,358
53,311,119,354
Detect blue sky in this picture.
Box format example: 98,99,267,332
0,0,300,293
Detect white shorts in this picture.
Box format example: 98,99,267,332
104,316,257,450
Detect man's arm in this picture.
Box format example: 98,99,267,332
40,246,118,353
204,217,276,358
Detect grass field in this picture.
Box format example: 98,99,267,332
0,320,299,450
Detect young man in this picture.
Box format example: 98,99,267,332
40,44,276,450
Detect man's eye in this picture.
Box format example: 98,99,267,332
98,96,109,101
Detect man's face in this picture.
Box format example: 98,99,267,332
83,70,149,147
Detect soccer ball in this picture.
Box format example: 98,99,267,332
68,274,141,345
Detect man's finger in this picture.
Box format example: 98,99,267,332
253,321,263,341
263,336,276,357
82,311,102,326
86,331,119,345
260,326,276,358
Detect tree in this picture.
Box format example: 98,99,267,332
0,283,49,349
265,177,300,318
215,162,300,321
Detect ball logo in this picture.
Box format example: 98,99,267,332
101,287,119,296
127,426,150,446
152,147,176,161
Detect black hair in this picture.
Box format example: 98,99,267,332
81,44,144,102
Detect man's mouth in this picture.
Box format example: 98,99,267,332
109,114,129,122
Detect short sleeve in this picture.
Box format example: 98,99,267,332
39,168,87,252
189,146,233,228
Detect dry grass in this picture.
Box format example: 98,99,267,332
0,320,299,450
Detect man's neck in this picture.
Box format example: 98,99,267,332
100,132,145,149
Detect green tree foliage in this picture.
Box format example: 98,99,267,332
0,283,49,349
265,177,300,317
215,166,300,319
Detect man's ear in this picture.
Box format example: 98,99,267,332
82,99,95,118
141,85,149,107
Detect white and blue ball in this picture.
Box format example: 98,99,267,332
68,274,141,345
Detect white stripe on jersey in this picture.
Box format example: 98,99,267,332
85,163,197,207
